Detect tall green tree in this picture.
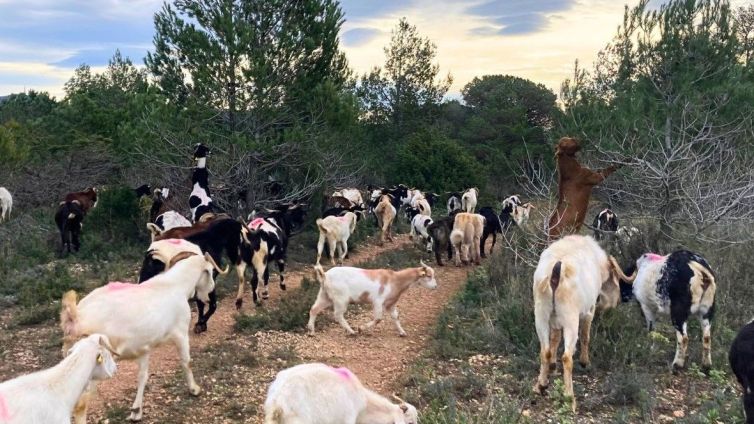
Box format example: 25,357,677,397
146,0,349,133
453,75,560,185
356,18,452,134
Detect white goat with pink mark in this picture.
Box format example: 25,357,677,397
60,253,225,422
308,262,437,337
0,334,116,424
264,363,418,424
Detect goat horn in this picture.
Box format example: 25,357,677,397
168,251,198,269
98,335,118,356
392,394,407,404
204,253,229,275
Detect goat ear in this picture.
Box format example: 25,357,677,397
98,335,116,354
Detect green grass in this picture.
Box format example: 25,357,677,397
402,223,752,422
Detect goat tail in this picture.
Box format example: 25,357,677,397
60,290,79,351
316,218,326,233
689,261,716,303
313,264,326,285
550,261,562,296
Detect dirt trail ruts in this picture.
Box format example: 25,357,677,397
89,235,416,414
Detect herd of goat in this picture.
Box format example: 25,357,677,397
0,142,753,423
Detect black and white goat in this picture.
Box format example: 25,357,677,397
592,208,619,240
189,143,215,223
54,187,97,257
410,213,434,252
446,192,462,214
498,194,522,232
621,250,716,372
730,320,754,423
237,215,288,308
250,203,308,238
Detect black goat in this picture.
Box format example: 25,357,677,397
54,201,85,257
730,320,754,423
478,206,503,258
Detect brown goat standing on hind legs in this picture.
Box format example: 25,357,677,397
547,137,621,240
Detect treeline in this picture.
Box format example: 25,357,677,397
1,0,753,239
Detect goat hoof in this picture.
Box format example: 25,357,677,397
701,363,711,375
193,323,207,334
533,383,548,395
579,361,591,370
549,363,557,372
234,299,243,310
128,408,143,422
399,332,407,337
672,362,685,374
280,284,286,291
189,385,201,396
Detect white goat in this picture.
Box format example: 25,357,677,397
532,235,633,412
0,334,116,424
316,212,358,265
461,188,478,213
308,262,437,337
60,253,226,422
264,363,418,424
409,214,433,252
512,202,534,227
0,187,11,223
374,195,396,245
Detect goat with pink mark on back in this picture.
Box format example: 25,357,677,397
60,253,226,422
264,363,418,424
0,334,116,424
308,262,437,337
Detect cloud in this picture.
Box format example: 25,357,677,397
339,0,414,19
341,28,383,47
465,0,575,36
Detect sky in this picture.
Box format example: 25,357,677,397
0,0,752,99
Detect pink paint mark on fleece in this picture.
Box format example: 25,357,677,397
645,253,664,262
248,218,265,230
0,393,12,421
336,215,350,222
332,367,353,381
166,238,183,245
105,282,135,292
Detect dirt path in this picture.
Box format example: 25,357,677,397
83,234,477,423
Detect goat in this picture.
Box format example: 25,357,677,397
427,214,456,266
55,200,85,256
532,235,634,412
409,214,433,252
333,188,365,208
134,184,152,199
237,216,288,308
141,217,248,333
250,203,308,238
189,143,215,222
450,212,484,266
620,250,716,372
323,205,365,222
730,320,754,424
64,187,98,214
0,334,116,424
548,137,619,239
499,195,522,232
446,192,462,214
308,261,437,337
264,363,418,424
374,194,396,246
147,211,192,241
0,187,12,223
316,212,358,265
478,206,502,258
61,253,225,422
592,208,618,240
461,188,478,213
137,238,204,284
512,202,534,227
324,194,355,211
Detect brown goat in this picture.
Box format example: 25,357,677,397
63,187,98,214
547,138,619,240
